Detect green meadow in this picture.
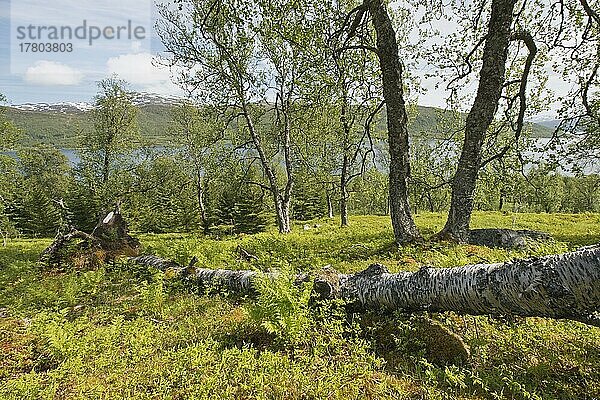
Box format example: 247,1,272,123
1,213,599,400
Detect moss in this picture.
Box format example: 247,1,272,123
413,318,470,365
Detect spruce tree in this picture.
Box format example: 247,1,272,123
292,173,326,221
216,188,238,232
233,184,267,234
67,185,101,232
215,180,267,234
18,191,62,237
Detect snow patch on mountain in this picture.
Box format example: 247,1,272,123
10,93,183,113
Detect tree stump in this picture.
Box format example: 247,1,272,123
39,204,141,269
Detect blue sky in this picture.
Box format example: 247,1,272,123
0,0,181,104
0,0,568,119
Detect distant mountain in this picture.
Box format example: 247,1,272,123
131,92,183,107
534,119,560,130
10,92,182,114
5,94,554,148
6,93,179,147
12,102,95,113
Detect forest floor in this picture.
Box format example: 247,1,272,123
1,212,599,399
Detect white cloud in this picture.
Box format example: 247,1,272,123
131,41,144,53
24,61,84,86
106,53,180,95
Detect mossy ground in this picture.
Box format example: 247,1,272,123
1,212,599,399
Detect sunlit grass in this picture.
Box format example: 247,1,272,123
0,212,598,399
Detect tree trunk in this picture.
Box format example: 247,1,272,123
196,170,209,234
340,154,349,227
326,190,334,219
279,199,291,234
270,196,291,234
241,105,291,234
427,191,434,213
438,0,517,242
339,94,352,228
340,190,349,227
385,196,390,216
281,102,294,234
272,187,292,234
368,0,421,244
132,244,600,326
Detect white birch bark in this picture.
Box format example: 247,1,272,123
131,245,600,325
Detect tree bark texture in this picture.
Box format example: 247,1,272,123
281,98,294,234
327,191,334,219
241,105,291,234
339,95,352,228
439,0,517,242
132,244,600,326
368,0,421,244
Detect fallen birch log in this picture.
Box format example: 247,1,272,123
131,245,600,326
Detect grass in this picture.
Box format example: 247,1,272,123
0,212,599,399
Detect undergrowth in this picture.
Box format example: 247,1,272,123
0,213,599,399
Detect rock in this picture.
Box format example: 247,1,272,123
468,228,551,249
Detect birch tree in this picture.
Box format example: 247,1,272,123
337,0,421,243
171,101,223,233
424,0,598,242
133,243,600,327
436,0,521,241
85,78,140,185
549,0,600,170
299,0,383,227
157,0,319,234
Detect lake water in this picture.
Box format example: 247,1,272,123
2,148,163,167
2,140,598,175
2,149,80,165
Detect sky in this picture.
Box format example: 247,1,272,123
0,0,568,119
0,0,182,104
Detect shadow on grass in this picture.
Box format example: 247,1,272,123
217,324,279,353
550,233,599,247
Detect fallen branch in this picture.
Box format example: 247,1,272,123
39,228,97,267
39,209,600,326
131,244,600,327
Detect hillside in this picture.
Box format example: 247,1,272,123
5,100,554,148
6,104,174,148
